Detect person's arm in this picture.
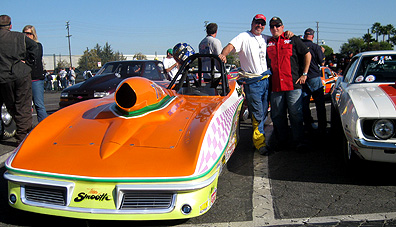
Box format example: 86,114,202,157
296,52,311,84
25,36,38,66
219,43,235,63
165,61,178,73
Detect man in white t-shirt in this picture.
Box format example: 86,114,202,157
163,48,179,80
219,14,272,155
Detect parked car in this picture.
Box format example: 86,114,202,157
4,54,244,220
321,66,339,97
59,60,168,108
330,50,396,165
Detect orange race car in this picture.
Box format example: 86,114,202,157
4,49,244,221
321,66,339,97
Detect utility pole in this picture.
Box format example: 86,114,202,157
316,21,319,45
66,21,72,68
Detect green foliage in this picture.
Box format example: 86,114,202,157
338,22,394,56
77,42,126,71
56,59,69,70
133,52,147,60
321,45,333,59
340,37,366,55
226,52,240,67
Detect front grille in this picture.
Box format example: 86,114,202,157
25,185,67,206
120,192,174,210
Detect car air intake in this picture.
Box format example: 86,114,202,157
24,185,67,206
120,192,174,210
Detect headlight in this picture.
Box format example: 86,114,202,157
94,91,110,98
372,119,395,140
60,92,69,98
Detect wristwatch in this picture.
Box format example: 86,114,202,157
302,73,308,76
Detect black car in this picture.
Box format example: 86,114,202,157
59,60,169,108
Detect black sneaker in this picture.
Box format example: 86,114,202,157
258,146,270,155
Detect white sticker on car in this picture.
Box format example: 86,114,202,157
355,75,364,83
365,75,376,82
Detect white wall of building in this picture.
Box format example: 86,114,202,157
43,54,167,71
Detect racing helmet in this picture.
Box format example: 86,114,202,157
172,43,195,64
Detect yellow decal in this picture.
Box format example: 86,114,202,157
200,200,209,213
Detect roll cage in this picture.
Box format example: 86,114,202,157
167,54,230,96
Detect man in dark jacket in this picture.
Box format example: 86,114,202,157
0,15,37,144
302,28,326,135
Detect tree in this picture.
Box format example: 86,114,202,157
390,36,396,46
100,42,114,64
77,43,126,71
383,24,395,42
226,52,240,67
77,49,101,71
133,52,147,60
362,33,375,44
371,22,382,42
321,45,333,59
57,59,69,71
340,37,366,55
368,41,393,51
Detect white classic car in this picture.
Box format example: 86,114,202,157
331,50,396,165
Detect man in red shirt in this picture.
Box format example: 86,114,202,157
267,17,311,152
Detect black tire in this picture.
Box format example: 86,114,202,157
330,103,342,136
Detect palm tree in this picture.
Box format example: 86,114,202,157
371,22,382,42
384,24,395,42
362,33,374,44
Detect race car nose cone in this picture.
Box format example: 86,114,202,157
115,77,167,113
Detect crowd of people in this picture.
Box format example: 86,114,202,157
44,67,81,91
325,52,354,75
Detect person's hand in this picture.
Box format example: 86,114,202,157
284,30,294,39
218,54,227,63
296,75,307,84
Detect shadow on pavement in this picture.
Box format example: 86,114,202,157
267,129,396,219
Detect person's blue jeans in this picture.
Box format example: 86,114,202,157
302,77,326,132
270,89,303,145
244,77,269,150
32,79,47,123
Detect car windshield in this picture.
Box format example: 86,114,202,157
354,54,396,83
95,62,144,76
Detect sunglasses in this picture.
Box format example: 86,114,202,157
23,31,33,36
270,24,282,29
254,20,266,26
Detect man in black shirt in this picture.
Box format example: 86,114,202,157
301,28,326,135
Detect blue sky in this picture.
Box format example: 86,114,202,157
2,0,395,56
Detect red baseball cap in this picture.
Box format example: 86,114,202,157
253,14,266,22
